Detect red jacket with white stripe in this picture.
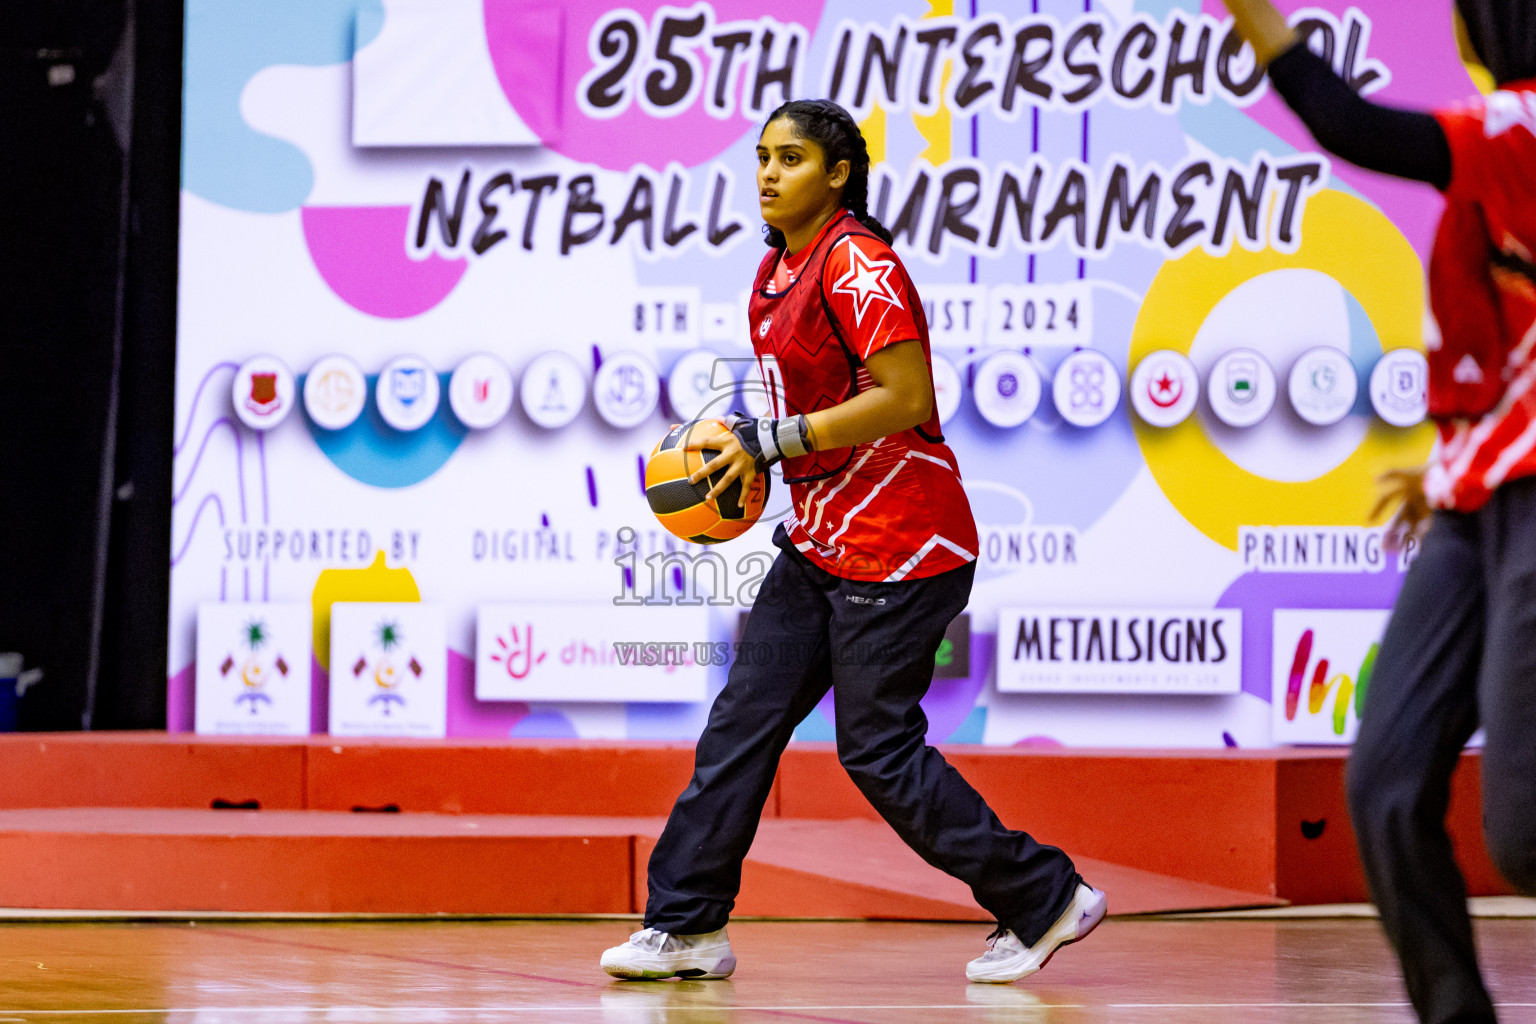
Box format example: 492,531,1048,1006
1423,83,1536,510
748,212,978,582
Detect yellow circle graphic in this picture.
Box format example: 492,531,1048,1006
1131,189,1435,550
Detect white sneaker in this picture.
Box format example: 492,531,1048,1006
600,926,737,980
966,883,1107,984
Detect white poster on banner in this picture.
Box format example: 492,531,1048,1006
997,608,1242,695
1271,609,1389,745
351,0,551,147
476,604,710,702
195,603,312,735
330,603,448,737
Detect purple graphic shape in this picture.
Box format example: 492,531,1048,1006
171,494,226,567
310,654,329,734
445,649,531,737
510,711,581,738
1201,0,1472,259
1014,735,1064,749
483,0,825,171
301,206,466,319
173,419,244,513
1216,566,1407,703
257,430,270,524
174,363,238,455
167,663,195,732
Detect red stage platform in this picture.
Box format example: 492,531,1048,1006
0,735,1508,916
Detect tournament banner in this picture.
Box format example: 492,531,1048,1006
171,0,1470,746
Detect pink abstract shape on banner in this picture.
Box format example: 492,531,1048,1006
446,649,532,737
301,205,466,320
484,0,826,170
1204,0,1474,258
310,653,329,734
167,663,195,733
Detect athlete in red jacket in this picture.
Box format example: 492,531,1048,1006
601,99,1105,985
1222,3,1536,1022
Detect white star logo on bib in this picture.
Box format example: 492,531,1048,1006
830,238,904,327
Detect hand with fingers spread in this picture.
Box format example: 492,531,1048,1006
684,420,757,506
1369,466,1430,552
685,414,811,505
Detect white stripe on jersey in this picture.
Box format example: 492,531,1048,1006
808,441,882,535
907,449,956,473
1483,393,1536,489
1446,359,1536,486
1512,315,1536,367
826,455,911,546
883,534,978,582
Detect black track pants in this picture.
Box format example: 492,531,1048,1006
1347,477,1536,1024
644,525,1081,945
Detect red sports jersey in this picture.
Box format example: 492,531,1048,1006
749,212,979,582
1423,83,1536,511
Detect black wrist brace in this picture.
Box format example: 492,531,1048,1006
729,414,810,468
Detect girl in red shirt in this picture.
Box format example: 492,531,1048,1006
601,100,1104,985
1222,3,1536,1022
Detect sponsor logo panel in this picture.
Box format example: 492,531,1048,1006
998,606,1242,695
476,603,710,702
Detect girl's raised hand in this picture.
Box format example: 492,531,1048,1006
1215,0,1297,64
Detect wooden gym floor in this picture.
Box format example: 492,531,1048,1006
1,916,1533,1022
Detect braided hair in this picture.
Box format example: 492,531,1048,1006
759,99,894,249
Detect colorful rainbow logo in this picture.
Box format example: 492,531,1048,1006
1285,629,1378,736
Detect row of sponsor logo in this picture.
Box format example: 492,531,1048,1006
197,602,1385,744
228,343,1428,435
973,346,1426,431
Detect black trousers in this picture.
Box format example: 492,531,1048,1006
1347,477,1536,1024
644,525,1081,945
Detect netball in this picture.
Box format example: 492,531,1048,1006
645,420,769,543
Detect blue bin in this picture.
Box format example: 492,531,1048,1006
0,653,19,732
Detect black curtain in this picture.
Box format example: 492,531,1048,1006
0,0,180,730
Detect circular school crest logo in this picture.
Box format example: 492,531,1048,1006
1369,349,1427,427
1053,349,1121,428
1130,351,1200,428
973,351,1042,428
1207,349,1276,428
232,355,296,431
593,351,660,429
449,352,514,430
376,355,441,432
520,351,588,429
1288,346,1358,426
303,354,367,431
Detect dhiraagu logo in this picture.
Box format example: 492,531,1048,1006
1272,609,1390,744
